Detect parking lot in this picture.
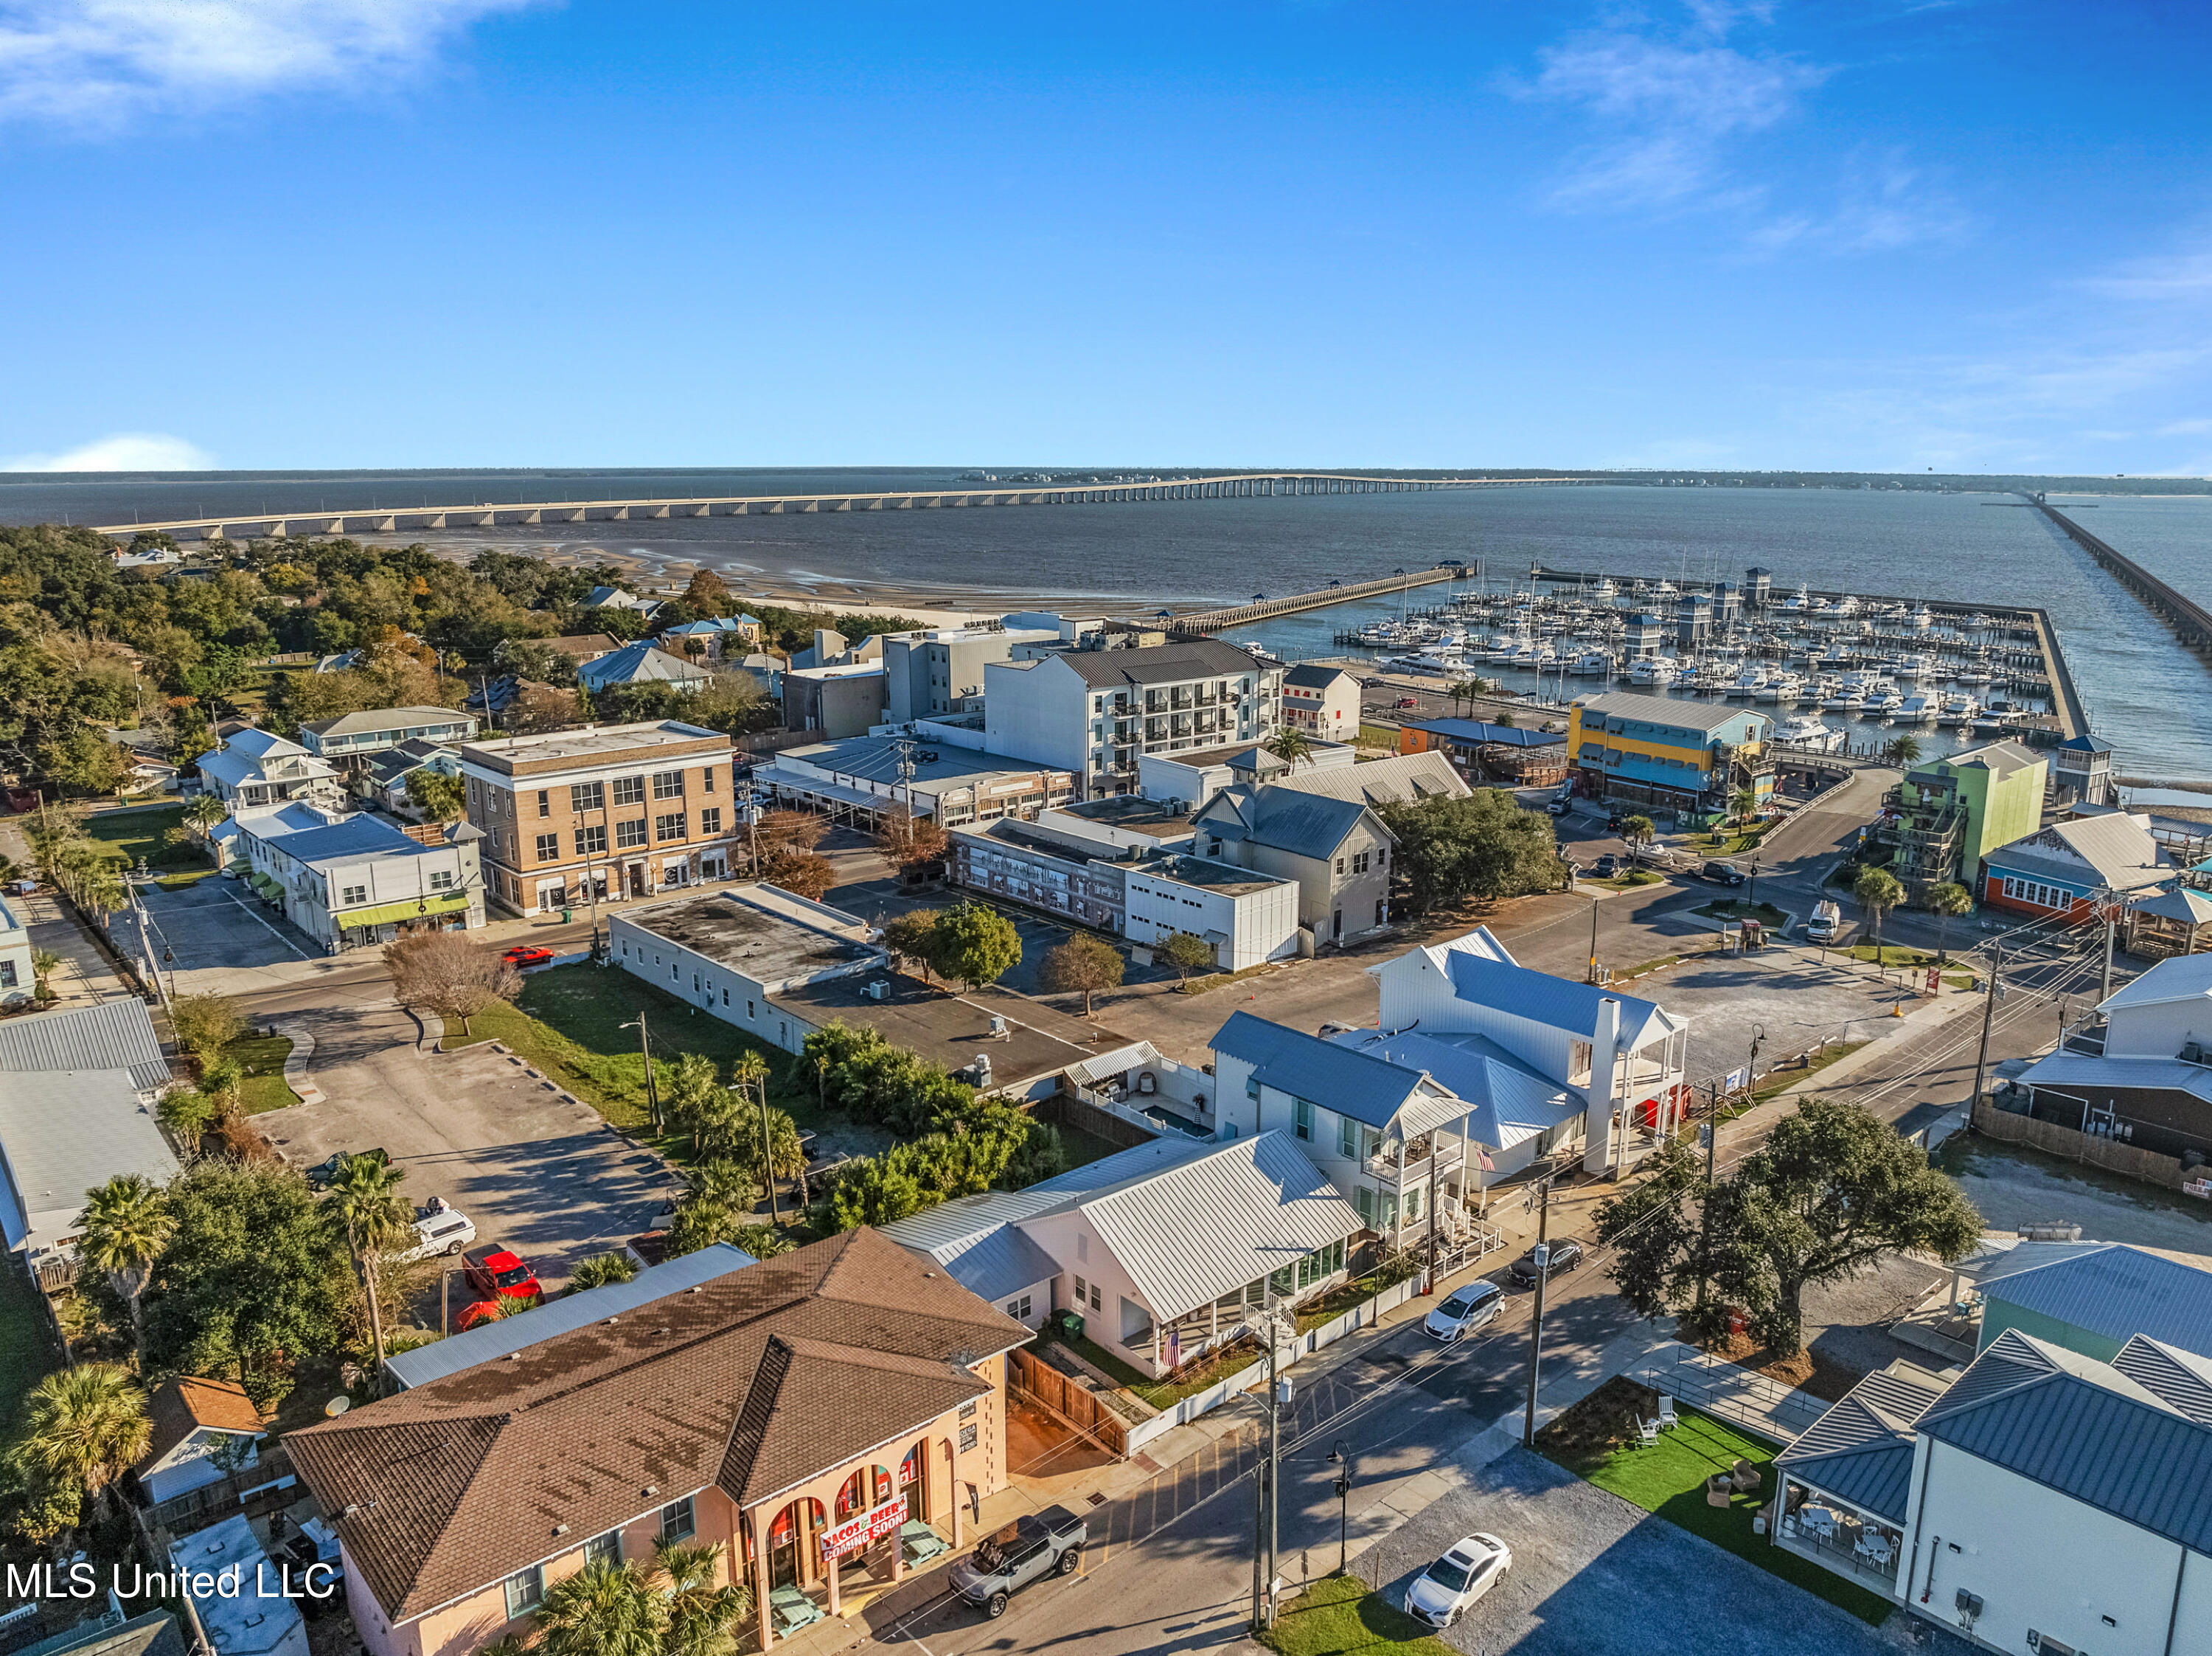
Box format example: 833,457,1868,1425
256,1001,673,1299
1354,1446,1961,1656
136,872,330,998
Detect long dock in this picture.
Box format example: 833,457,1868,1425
1174,568,1455,632
2038,501,2212,662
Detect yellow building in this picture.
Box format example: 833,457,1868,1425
1568,692,1773,821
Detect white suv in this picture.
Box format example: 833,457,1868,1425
397,1203,476,1262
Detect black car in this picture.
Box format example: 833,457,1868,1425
1605,812,1624,832
305,1147,390,1190
1508,1238,1584,1286
1701,860,1747,886
1592,854,1621,879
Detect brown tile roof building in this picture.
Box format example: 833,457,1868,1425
142,1377,264,1469
285,1228,1028,1625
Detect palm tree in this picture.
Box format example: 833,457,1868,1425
566,1253,639,1295
534,1559,666,1656
78,1172,174,1368
1886,733,1923,767
663,1053,727,1156
1927,880,1973,964
1854,865,1907,971
1262,728,1314,772
29,948,61,999
1731,784,1759,827
654,1538,751,1656
666,1160,759,1259
17,1364,150,1525
183,795,227,838
1447,678,1481,719
321,1152,413,1378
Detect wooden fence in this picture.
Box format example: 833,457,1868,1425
1008,1348,1129,1457
1972,1096,2188,1189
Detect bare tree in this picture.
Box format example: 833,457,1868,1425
383,932,521,1036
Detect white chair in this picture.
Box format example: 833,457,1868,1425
1635,1416,1660,1447
1656,1394,1680,1430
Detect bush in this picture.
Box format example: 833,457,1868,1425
171,992,246,1065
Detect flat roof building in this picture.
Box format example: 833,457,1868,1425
762,737,1073,828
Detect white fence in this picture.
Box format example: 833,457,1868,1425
1633,1343,1829,1444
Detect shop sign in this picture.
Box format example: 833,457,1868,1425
821,1496,904,1559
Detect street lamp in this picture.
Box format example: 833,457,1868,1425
619,1015,661,1132
1326,1439,1354,1574
1748,860,1761,909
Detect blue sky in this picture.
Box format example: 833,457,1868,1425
2,1,2206,474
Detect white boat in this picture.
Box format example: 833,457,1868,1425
1725,667,1767,699
1570,648,1613,677
1590,577,1618,600
1775,714,1844,752
1756,675,1802,704
1955,664,1994,686
1910,602,1934,630
1629,657,1679,686
1822,689,1867,712
1936,695,1980,728
1781,585,1812,613
1863,689,1904,715
1896,693,1938,721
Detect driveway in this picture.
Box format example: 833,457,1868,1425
137,874,332,1001
1353,1446,1961,1656
254,1001,672,1296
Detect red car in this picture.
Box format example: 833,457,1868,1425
502,944,555,970
465,1248,542,1304
1395,696,1420,709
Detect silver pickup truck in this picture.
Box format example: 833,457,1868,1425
947,1506,1086,1618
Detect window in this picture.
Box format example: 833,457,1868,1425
1088,1280,1102,1312
0,962,16,989
1076,1234,1089,1263
1293,1097,1314,1142
616,818,647,849
698,807,723,835
504,1567,544,1620
612,776,645,807
341,885,367,905
570,780,605,814
653,770,685,799
1352,850,1369,874
1245,1074,1260,1102
1355,1187,1374,1227
535,832,560,861
1006,1293,1032,1321
575,825,607,856
1073,1273,1085,1303
658,1497,695,1543
1334,856,1345,874
703,766,717,792
1405,1185,1422,1222
1338,1116,1357,1158
655,812,686,843
584,1529,622,1569
429,871,455,891
536,790,550,818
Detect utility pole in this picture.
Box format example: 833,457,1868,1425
1587,894,1600,985
1695,1082,1719,1324
624,1015,661,1132
1425,1134,1440,1294
1968,942,2003,1121
1521,1172,1554,1449
1248,1302,1293,1632
754,1072,781,1225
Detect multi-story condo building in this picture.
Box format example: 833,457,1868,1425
296,707,479,769
1568,691,1773,824
1889,740,2045,900
984,639,1279,799
453,721,742,916
880,622,1062,724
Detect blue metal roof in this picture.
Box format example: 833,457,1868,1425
1441,948,1674,1048
1981,1245,2212,1361
264,816,438,865
1405,719,1565,749
1211,1011,1427,1129
1923,1369,2212,1553
1329,1029,1581,1144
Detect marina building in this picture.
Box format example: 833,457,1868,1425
1980,813,2173,922
1890,740,2047,900
453,720,742,915
2053,732,2118,809
1567,692,1773,822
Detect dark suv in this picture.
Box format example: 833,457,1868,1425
950,1506,1086,1618
1701,860,1747,886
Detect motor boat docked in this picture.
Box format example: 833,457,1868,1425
1725,667,1767,699
1821,688,1867,712
1756,674,1803,704
1569,648,1614,677
1936,695,1980,727
1895,692,1938,722
1775,714,1845,752
1629,656,1680,686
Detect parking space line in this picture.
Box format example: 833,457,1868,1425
213,886,315,961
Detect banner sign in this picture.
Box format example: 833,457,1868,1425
822,1496,905,1559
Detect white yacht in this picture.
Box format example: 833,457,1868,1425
1936,695,1980,728
1822,688,1867,712
1570,648,1614,678
1910,602,1935,630
1590,577,1618,600
1629,656,1680,686
1775,714,1844,752
1725,667,1768,699
1896,692,1938,722
1863,686,1905,716
1756,675,1803,704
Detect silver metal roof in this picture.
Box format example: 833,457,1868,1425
0,997,169,1092
383,1242,757,1388
0,1066,180,1254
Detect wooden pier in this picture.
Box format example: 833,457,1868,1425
2039,501,2212,664
1172,566,1455,632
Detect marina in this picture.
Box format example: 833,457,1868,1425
1321,562,2083,757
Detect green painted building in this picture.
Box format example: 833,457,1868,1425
1893,737,2046,902
1976,1244,2212,1365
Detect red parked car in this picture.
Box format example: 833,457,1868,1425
465,1248,542,1304
502,944,555,970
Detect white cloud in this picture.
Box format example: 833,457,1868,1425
2,432,214,471
2080,249,2212,302
1745,153,1969,255
0,0,534,123
1520,18,1829,208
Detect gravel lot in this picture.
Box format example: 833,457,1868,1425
1353,1446,1968,1656
1938,1133,2212,1262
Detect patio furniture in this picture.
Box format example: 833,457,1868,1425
900,1520,950,1568
1731,1458,1762,1494
1854,1531,1895,1568
1800,1505,1838,1539
1705,1475,1733,1509
1655,1395,1680,1430
769,1587,824,1635
1635,1416,1661,1447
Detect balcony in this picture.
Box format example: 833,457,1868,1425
1365,1133,1467,1186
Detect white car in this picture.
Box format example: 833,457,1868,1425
1403,1533,1512,1627
396,1203,476,1262
1422,1280,1503,1343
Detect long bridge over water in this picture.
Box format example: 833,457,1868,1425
92,471,1600,543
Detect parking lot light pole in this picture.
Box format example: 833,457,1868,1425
1326,1439,1353,1575
621,1015,661,1132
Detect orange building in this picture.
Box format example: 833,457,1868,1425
287,1231,1030,1656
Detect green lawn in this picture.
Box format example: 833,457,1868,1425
1259,1574,1452,1656
1694,900,1789,928
223,1031,299,1113
445,963,813,1134
0,1253,57,1444
80,803,219,887
1540,1386,1891,1624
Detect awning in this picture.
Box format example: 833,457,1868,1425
249,874,282,900
335,891,470,931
